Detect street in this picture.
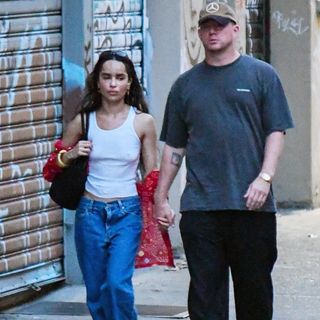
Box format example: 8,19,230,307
1,209,320,320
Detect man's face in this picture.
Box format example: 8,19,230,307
198,19,239,53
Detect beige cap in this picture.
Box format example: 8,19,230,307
199,2,238,26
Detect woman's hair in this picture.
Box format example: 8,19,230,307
80,50,148,113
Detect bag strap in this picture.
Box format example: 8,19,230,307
80,111,90,140
85,112,90,138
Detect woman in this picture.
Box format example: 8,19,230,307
47,51,158,319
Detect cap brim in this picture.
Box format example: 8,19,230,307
199,16,233,26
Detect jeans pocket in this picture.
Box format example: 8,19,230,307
76,206,91,218
122,202,142,217
76,198,93,217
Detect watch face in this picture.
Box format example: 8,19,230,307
260,172,271,182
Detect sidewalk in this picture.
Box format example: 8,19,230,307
1,209,320,320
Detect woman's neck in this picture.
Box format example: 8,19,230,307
99,101,129,115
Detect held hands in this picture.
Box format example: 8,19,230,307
157,209,175,231
244,176,271,211
153,198,175,232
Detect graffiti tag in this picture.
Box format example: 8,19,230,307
272,10,309,36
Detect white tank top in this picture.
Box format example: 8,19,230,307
85,106,141,198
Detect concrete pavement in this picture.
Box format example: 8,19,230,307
1,209,320,320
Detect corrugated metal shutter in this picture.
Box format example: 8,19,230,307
93,0,144,80
246,0,269,61
0,0,63,296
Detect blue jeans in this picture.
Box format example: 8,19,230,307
74,196,143,320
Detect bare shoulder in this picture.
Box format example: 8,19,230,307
134,112,156,138
64,113,82,134
135,112,155,124
62,113,85,145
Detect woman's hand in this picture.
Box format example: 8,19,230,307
72,140,92,157
63,140,92,164
59,113,92,163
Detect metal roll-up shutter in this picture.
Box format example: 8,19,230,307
93,0,144,80
246,0,269,61
0,0,63,296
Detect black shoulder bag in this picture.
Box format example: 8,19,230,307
49,111,89,210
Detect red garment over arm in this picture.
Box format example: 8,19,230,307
42,140,73,182
135,169,175,268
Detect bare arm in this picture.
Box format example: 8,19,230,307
260,131,285,177
154,144,186,225
140,115,158,175
244,131,285,210
135,113,158,175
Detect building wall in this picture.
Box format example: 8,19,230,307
146,0,263,248
269,0,315,207
311,1,320,207
151,0,320,210
146,0,184,248
61,0,90,285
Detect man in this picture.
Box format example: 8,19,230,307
154,2,294,320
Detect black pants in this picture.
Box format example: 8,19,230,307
180,210,277,320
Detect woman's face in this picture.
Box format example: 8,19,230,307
97,59,131,104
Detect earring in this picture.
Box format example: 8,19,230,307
125,87,130,99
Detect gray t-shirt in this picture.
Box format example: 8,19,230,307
160,55,294,213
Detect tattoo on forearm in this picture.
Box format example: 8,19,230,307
171,152,182,167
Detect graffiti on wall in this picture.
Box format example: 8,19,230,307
84,23,92,75
0,0,64,280
236,0,245,9
93,1,143,53
272,10,309,36
0,9,62,193
183,0,204,66
92,0,143,77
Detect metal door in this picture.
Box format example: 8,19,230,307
246,0,269,61
0,0,63,296
93,0,144,80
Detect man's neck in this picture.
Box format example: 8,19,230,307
205,49,240,67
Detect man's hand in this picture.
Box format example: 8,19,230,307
153,144,185,231
153,198,175,231
244,131,285,210
244,176,271,211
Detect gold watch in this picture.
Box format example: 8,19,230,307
259,172,272,183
